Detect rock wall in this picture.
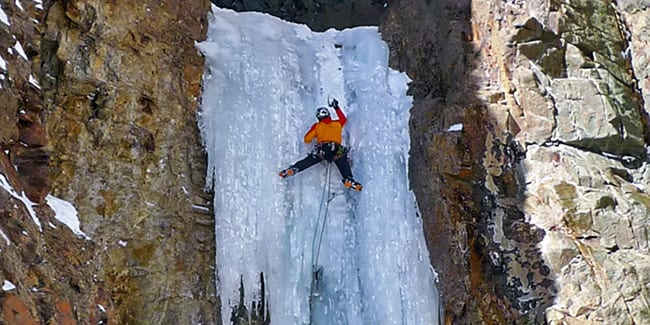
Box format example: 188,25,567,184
1,0,218,323
383,0,650,323
0,0,115,323
43,0,218,323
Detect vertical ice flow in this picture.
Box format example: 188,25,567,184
197,7,439,324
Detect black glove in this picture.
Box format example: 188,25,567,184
329,98,339,109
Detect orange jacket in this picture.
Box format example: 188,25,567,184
303,107,347,144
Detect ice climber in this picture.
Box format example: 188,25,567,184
279,99,363,191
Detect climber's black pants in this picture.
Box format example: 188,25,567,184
290,142,353,180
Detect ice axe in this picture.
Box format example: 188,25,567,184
327,97,339,108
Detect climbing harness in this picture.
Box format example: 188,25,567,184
315,142,347,162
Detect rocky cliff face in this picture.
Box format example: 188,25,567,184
382,0,650,323
2,0,649,324
1,0,217,324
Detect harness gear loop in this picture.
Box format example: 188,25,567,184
315,142,348,162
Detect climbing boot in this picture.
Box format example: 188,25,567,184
279,167,298,179
343,178,362,191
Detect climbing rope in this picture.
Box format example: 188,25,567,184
311,162,334,271
309,163,339,324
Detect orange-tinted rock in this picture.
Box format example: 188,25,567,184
2,295,39,325
183,64,203,100
0,152,22,193
54,301,77,325
13,148,50,203
18,112,48,147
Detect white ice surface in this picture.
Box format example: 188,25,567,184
198,7,439,325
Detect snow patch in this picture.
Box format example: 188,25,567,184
28,74,40,88
14,41,28,60
2,280,16,291
0,8,9,26
46,195,90,239
0,229,10,245
0,174,41,230
15,0,24,11
192,204,210,212
0,55,7,70
447,123,463,132
32,0,42,10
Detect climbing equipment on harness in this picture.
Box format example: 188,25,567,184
315,142,348,162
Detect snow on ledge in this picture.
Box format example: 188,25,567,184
0,7,10,26
46,195,91,240
446,123,463,132
0,229,10,245
13,41,28,60
2,280,16,291
0,173,41,230
28,74,40,89
0,173,90,239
